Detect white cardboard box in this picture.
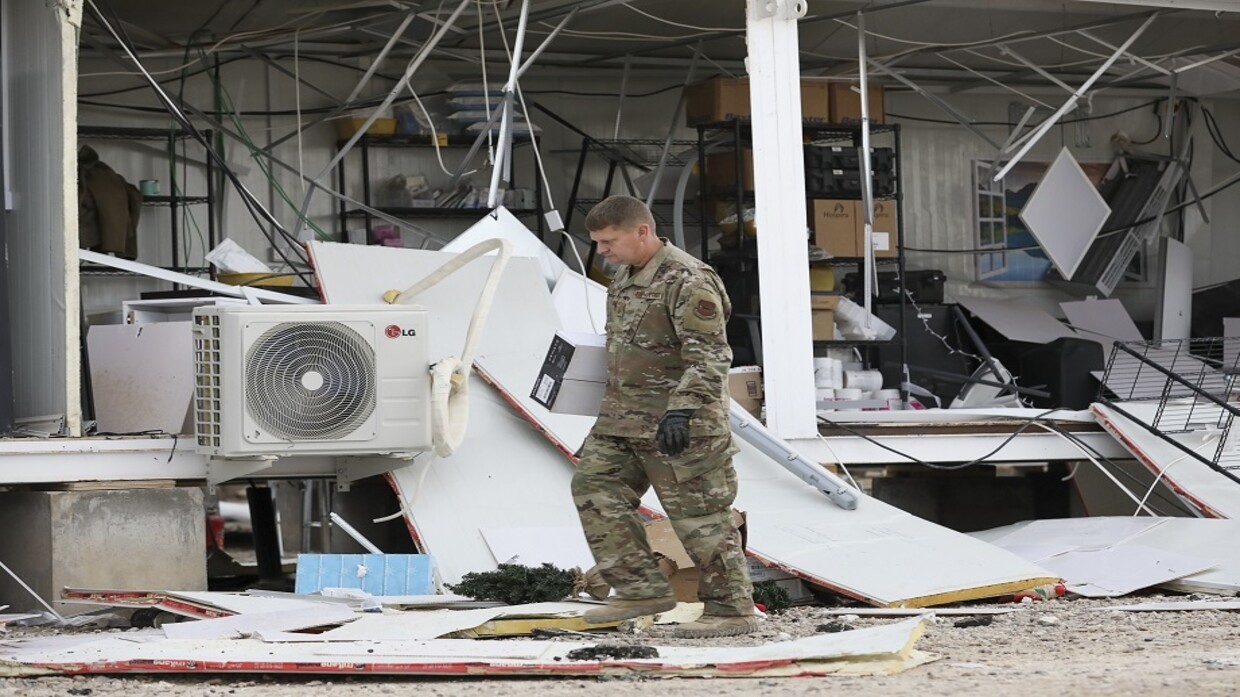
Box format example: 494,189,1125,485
530,331,607,416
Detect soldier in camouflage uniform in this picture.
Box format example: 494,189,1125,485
573,195,756,639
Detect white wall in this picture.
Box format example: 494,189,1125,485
6,1,78,428
1188,99,1240,289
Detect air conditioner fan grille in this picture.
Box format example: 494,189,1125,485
245,322,376,440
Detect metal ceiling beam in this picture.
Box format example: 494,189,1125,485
993,12,1160,181
294,0,473,233
259,10,421,155
929,9,1165,94
995,45,1079,94
582,0,935,66
453,0,627,35
938,55,1054,108
868,59,1003,149
1098,39,1240,87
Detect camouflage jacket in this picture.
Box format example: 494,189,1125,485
592,240,733,439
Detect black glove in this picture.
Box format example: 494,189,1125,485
656,409,695,456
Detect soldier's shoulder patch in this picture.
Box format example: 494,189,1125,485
681,287,724,332
693,298,719,321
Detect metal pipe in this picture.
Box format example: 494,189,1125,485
264,9,422,151
729,403,860,511
993,12,1160,182
952,305,1026,400
488,0,533,208
444,6,574,188
645,43,703,208
867,59,1003,151
613,54,631,140
939,54,1054,109
176,99,443,240
296,0,472,231
517,6,578,79
859,12,875,321
0,560,64,622
586,0,935,64
329,512,384,554
1077,29,1171,75
996,45,1078,94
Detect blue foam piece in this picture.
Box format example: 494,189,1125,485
294,554,437,596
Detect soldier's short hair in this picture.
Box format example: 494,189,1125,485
585,195,655,232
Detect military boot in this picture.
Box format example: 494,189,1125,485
671,613,759,639
583,595,677,624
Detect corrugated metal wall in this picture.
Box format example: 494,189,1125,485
5,1,78,430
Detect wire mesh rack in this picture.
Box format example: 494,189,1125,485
1098,337,1240,481
587,139,699,169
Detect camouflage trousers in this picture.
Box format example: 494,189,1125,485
571,433,753,617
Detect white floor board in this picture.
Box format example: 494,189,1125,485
976,517,1240,596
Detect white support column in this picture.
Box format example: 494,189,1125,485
745,0,817,439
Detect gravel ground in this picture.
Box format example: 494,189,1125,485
4,595,1240,696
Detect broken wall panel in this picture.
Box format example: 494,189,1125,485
1093,402,1240,518
311,229,1057,607
0,616,933,678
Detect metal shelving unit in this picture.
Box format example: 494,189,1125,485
332,133,542,244
694,119,908,399
561,137,700,270
78,126,216,277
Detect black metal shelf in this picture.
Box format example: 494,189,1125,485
695,119,900,140
334,130,544,243
712,245,900,267
343,206,539,219
142,195,209,207
80,263,211,278
698,118,909,404
79,125,198,141
587,139,698,169
573,198,703,227
820,256,901,267
77,126,217,275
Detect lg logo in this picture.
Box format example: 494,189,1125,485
385,325,416,338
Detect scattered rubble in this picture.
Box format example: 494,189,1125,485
563,645,660,661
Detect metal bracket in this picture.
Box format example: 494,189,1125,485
206,456,276,491
335,454,419,492
752,0,808,21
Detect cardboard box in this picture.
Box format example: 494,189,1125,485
810,294,840,342
746,558,795,583
530,331,607,416
686,77,831,126
747,560,815,604
809,199,899,259
728,366,763,418
646,511,747,603
869,198,899,258
809,199,859,257
829,82,886,125
704,149,755,192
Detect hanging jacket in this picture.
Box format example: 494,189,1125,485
78,145,141,259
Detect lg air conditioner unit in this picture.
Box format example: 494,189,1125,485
192,305,432,459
